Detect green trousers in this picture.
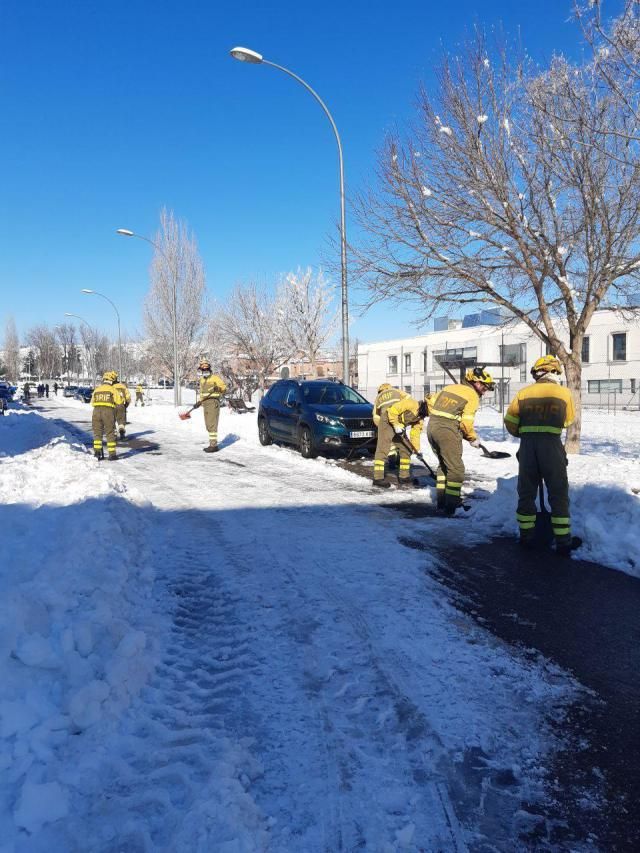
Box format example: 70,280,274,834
202,398,221,447
373,416,411,481
92,406,117,457
516,434,571,546
427,418,464,511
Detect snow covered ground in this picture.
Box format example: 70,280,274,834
1,394,638,851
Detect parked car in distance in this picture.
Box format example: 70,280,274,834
63,385,79,398
73,386,93,403
258,379,376,459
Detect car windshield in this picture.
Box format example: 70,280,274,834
302,383,368,405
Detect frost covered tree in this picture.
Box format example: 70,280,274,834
143,208,207,387
217,283,294,393
351,27,640,452
55,323,77,384
3,316,20,382
280,267,337,378
26,325,60,380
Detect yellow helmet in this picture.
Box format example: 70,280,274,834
377,382,393,393
103,370,117,383
531,355,562,376
465,366,495,390
198,359,211,372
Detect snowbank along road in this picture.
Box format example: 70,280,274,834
2,395,639,851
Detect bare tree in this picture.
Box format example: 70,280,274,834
217,283,294,393
143,208,207,386
26,325,61,380
280,267,338,378
3,316,20,382
351,29,640,451
55,323,77,385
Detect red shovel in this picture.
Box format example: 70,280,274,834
178,392,220,421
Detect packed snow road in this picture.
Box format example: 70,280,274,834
3,397,636,851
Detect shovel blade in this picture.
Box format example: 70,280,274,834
484,450,511,459
178,411,192,421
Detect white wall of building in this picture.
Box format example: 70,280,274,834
357,309,640,410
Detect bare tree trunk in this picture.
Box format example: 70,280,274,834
564,354,582,454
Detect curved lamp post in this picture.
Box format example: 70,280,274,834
80,289,123,381
117,228,180,406
229,46,350,385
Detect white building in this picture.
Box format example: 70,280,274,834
357,309,640,410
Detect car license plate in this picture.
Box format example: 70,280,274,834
350,430,374,439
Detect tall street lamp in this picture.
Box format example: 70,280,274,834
65,312,95,383
229,46,350,385
80,289,123,381
117,228,181,406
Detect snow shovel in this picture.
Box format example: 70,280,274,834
178,392,219,421
534,480,554,548
478,442,511,460
396,434,436,480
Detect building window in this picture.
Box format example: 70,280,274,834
611,333,627,362
581,337,590,363
404,353,412,372
422,350,428,373
423,382,431,396
388,355,398,375
588,379,623,394
631,379,636,395
404,385,412,395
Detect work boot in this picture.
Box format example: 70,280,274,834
519,537,536,551
556,536,582,557
372,479,391,489
94,449,104,461
119,427,126,440
396,479,414,490
108,453,117,461
203,445,219,453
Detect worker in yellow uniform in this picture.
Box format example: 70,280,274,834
504,355,581,555
135,384,145,406
90,371,124,460
113,376,132,440
195,360,227,452
372,383,408,488
386,393,429,488
427,367,495,513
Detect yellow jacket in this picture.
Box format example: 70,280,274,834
429,383,480,442
199,374,226,401
504,378,575,437
387,396,424,451
135,385,143,394
91,383,124,409
114,382,131,405
373,387,407,426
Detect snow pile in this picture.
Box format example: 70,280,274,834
0,411,158,845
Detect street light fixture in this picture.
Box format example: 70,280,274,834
116,228,181,406
80,290,123,381
229,46,351,385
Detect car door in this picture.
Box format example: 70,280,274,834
281,384,302,441
263,383,288,438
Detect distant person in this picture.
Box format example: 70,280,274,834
45,383,50,398
53,382,59,396
23,383,31,401
135,384,145,406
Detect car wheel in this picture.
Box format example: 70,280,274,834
258,417,273,446
299,425,318,459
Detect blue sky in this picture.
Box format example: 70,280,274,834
0,0,601,346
